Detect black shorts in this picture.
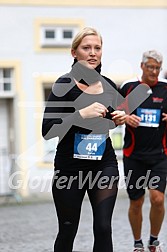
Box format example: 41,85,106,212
123,156,167,200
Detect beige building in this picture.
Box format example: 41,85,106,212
0,0,167,199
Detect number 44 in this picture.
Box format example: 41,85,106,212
86,142,98,152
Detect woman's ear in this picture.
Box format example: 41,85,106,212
71,49,77,58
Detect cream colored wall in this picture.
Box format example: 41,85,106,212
0,0,167,7
34,75,55,169
0,61,30,196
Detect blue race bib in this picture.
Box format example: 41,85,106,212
137,108,161,127
73,133,106,160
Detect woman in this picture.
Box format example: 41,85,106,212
42,27,126,252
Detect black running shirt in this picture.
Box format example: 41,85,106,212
42,73,118,169
119,78,167,160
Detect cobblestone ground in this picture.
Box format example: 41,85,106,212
0,193,167,252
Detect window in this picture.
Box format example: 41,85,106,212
35,19,84,52
43,85,58,162
0,68,13,94
45,30,55,39
44,87,52,101
40,25,78,48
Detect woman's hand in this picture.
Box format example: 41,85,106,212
111,110,127,125
125,114,141,128
79,102,108,119
162,112,167,122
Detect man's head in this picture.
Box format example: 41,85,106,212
141,50,163,86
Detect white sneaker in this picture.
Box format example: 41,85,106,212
133,243,145,252
147,240,163,252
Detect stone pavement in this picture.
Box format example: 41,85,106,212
0,192,167,252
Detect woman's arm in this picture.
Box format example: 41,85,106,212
42,77,83,140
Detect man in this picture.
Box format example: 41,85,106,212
119,50,167,252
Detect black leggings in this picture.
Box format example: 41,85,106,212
52,166,119,252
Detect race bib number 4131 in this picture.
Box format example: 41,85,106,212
137,108,161,127
73,133,106,160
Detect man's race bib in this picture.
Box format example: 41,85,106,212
73,133,106,160
137,108,161,127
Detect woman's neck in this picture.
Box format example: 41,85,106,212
75,80,104,94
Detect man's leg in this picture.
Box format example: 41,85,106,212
147,158,167,251
149,189,165,237
128,196,145,241
123,156,147,250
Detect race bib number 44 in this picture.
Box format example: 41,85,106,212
73,133,106,160
137,108,161,127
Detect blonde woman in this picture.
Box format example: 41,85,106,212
42,27,126,252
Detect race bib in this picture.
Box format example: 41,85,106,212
137,108,161,127
73,133,106,160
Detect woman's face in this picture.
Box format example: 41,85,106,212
71,35,102,68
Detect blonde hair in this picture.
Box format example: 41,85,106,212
71,27,102,50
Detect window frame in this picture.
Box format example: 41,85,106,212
40,25,78,48
34,18,84,52
0,67,14,97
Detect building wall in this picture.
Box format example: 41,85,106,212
0,1,167,197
